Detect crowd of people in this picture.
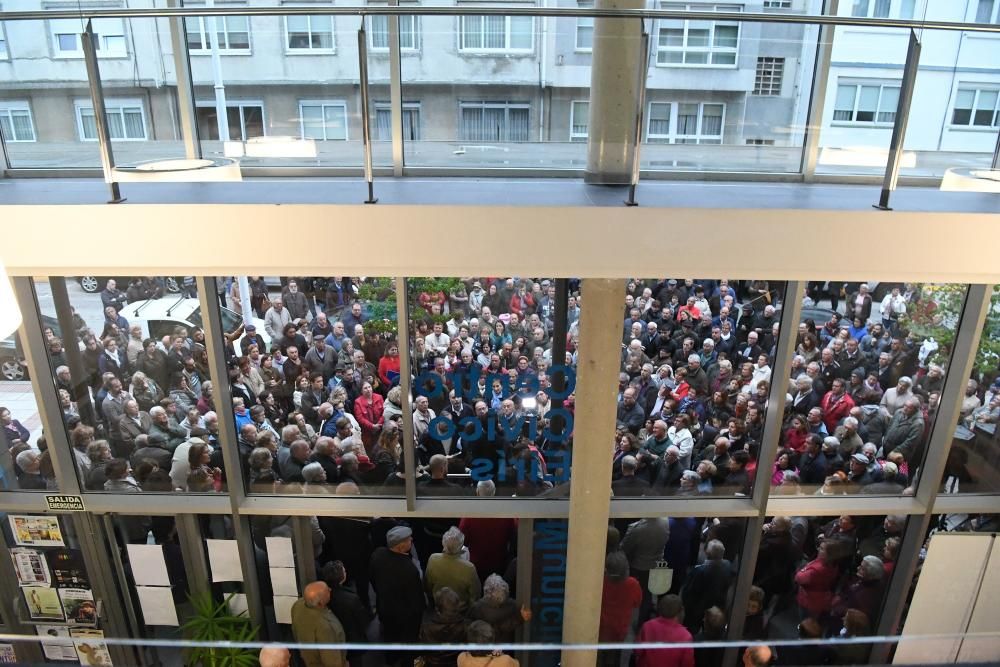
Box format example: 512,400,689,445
610,280,969,498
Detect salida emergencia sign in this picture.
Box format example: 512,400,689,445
45,495,86,512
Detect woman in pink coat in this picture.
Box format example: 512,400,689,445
795,539,841,620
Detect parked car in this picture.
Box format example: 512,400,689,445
75,276,185,294
0,314,62,381
118,296,270,354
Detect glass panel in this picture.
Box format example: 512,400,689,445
940,286,1000,495
300,105,325,140
612,279,785,499
403,13,592,168
611,516,749,663
781,281,967,496
409,278,573,498
33,276,223,494
876,86,899,124
755,512,909,661
0,329,46,490
212,277,402,496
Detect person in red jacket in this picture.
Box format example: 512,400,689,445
794,539,841,621
820,378,856,433
378,342,402,388
635,594,695,667
352,381,384,450
600,551,642,667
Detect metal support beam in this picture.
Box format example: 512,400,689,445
167,0,202,159
560,278,626,667
0,117,10,174
50,277,98,428
358,26,378,204
195,276,264,630
992,128,999,169
874,29,920,211
870,283,992,663
625,28,649,207
81,20,125,203
394,278,417,511
725,281,804,656
176,513,213,598
100,514,150,667
802,0,838,181
11,277,83,494
293,516,317,588
515,517,534,667
549,279,569,436
387,0,404,176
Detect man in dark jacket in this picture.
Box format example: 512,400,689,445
369,526,425,665
681,539,734,634
321,560,371,662
799,435,829,485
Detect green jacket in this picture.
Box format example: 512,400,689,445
425,552,482,608
291,599,347,667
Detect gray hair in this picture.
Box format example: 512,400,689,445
622,455,638,472
441,526,465,555
688,353,700,364
302,462,325,483
15,449,39,470
476,480,496,497
149,406,166,418
681,470,700,483
859,555,884,580
483,573,510,604
281,425,300,443
843,416,858,429
705,539,725,560
249,447,272,469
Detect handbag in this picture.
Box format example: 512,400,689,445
647,560,673,595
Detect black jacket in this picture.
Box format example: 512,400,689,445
369,547,425,625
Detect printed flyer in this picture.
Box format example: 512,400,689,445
36,626,78,661
9,515,64,547
59,589,98,625
22,586,64,620
10,548,51,586
70,629,113,667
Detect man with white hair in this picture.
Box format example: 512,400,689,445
424,527,481,608
612,455,650,497
880,376,913,417
652,445,684,493
685,353,708,395
15,449,45,489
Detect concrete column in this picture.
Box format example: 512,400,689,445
585,0,644,184
561,278,626,667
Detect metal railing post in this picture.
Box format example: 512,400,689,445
624,27,649,207
992,128,999,169
167,0,202,159
802,0,839,181
388,0,405,175
358,24,378,204
874,29,920,211
82,20,125,203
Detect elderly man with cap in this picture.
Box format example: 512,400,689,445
880,376,914,417
425,527,482,609
290,581,346,667
369,525,425,663
239,323,267,357
847,452,876,487
882,397,924,465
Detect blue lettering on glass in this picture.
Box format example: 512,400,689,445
414,364,576,399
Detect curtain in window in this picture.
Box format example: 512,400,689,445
81,110,98,139
106,111,125,140
123,108,144,139
833,84,855,120
11,112,34,141
876,87,899,123
648,103,670,135
701,104,723,137
572,102,589,135
403,109,420,140
857,85,879,122
462,16,482,49
975,0,995,23
225,16,250,49
873,0,891,17
460,107,483,141
484,16,505,48
400,16,416,48
508,108,529,141
0,115,10,142
852,0,869,16
371,16,390,49
975,90,998,126
677,103,698,135
375,108,392,140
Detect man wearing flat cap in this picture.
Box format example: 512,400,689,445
369,525,425,665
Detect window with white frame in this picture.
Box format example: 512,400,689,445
975,0,1000,23
951,87,999,128
832,81,900,125
459,102,530,142
285,14,334,52
75,99,146,141
195,101,265,141
570,100,588,141
50,18,127,58
459,15,533,52
369,14,419,50
185,8,251,53
746,138,775,145
576,1,594,51
646,101,724,144
299,100,348,141
374,102,421,140
0,101,36,142
762,0,791,7
753,57,783,95
851,0,890,17
657,3,741,67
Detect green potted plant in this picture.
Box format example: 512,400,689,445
180,592,259,667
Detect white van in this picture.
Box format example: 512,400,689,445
118,296,270,354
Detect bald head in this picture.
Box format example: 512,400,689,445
259,646,291,667
303,581,330,608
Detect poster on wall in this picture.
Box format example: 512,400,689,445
70,629,113,667
47,549,90,588
59,589,98,625
36,626,78,661
22,586,64,620
0,644,15,663
10,548,51,586
9,515,64,547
